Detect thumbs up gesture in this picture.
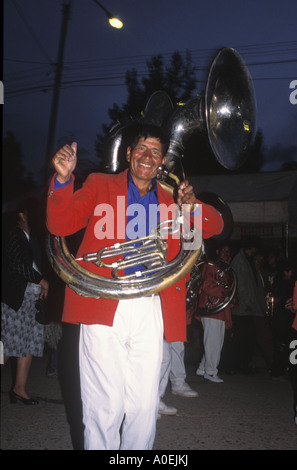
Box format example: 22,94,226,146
52,142,77,184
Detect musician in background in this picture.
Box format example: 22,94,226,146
230,236,274,374
271,260,295,380
46,123,224,450
285,281,297,426
195,243,233,383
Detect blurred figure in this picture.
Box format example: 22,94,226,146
285,281,297,425
195,243,234,382
265,248,283,289
231,237,274,374
271,261,295,380
1,198,49,404
260,248,284,317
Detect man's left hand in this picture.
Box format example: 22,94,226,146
176,180,196,212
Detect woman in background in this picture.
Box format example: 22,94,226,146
1,198,48,404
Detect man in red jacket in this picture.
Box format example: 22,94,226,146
47,124,223,450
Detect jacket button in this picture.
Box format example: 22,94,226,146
176,286,180,291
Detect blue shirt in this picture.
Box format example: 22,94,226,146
126,171,159,240
125,172,160,274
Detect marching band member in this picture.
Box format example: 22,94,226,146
47,124,223,450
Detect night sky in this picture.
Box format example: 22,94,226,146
3,0,297,182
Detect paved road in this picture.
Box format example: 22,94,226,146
1,345,296,451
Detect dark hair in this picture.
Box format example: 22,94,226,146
129,124,169,157
15,197,45,237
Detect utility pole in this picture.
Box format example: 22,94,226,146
44,0,123,183
45,0,72,182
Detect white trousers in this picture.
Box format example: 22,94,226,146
198,317,225,375
79,296,163,450
159,341,186,398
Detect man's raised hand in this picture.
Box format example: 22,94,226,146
52,142,77,184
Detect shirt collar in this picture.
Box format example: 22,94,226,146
127,171,158,199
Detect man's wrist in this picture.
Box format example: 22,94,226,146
54,174,73,188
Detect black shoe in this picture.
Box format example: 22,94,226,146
9,390,39,405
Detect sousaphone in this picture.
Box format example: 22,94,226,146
46,47,256,299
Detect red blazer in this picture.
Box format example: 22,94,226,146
195,260,233,329
47,169,223,342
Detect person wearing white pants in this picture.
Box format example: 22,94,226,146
159,340,198,416
79,296,163,450
195,244,233,383
46,124,224,449
196,317,225,381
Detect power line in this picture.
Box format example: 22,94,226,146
10,0,53,65
5,39,297,67
5,54,296,84
4,41,297,99
6,72,297,99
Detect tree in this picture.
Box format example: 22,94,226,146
95,50,197,170
2,131,37,202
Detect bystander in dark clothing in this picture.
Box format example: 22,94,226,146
271,262,295,379
231,238,274,374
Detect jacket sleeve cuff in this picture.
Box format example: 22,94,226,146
54,174,73,189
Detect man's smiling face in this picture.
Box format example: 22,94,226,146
127,137,166,188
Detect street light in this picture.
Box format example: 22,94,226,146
45,0,123,181
92,0,123,29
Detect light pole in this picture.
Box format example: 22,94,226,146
45,0,71,181
92,0,123,29
45,0,123,182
